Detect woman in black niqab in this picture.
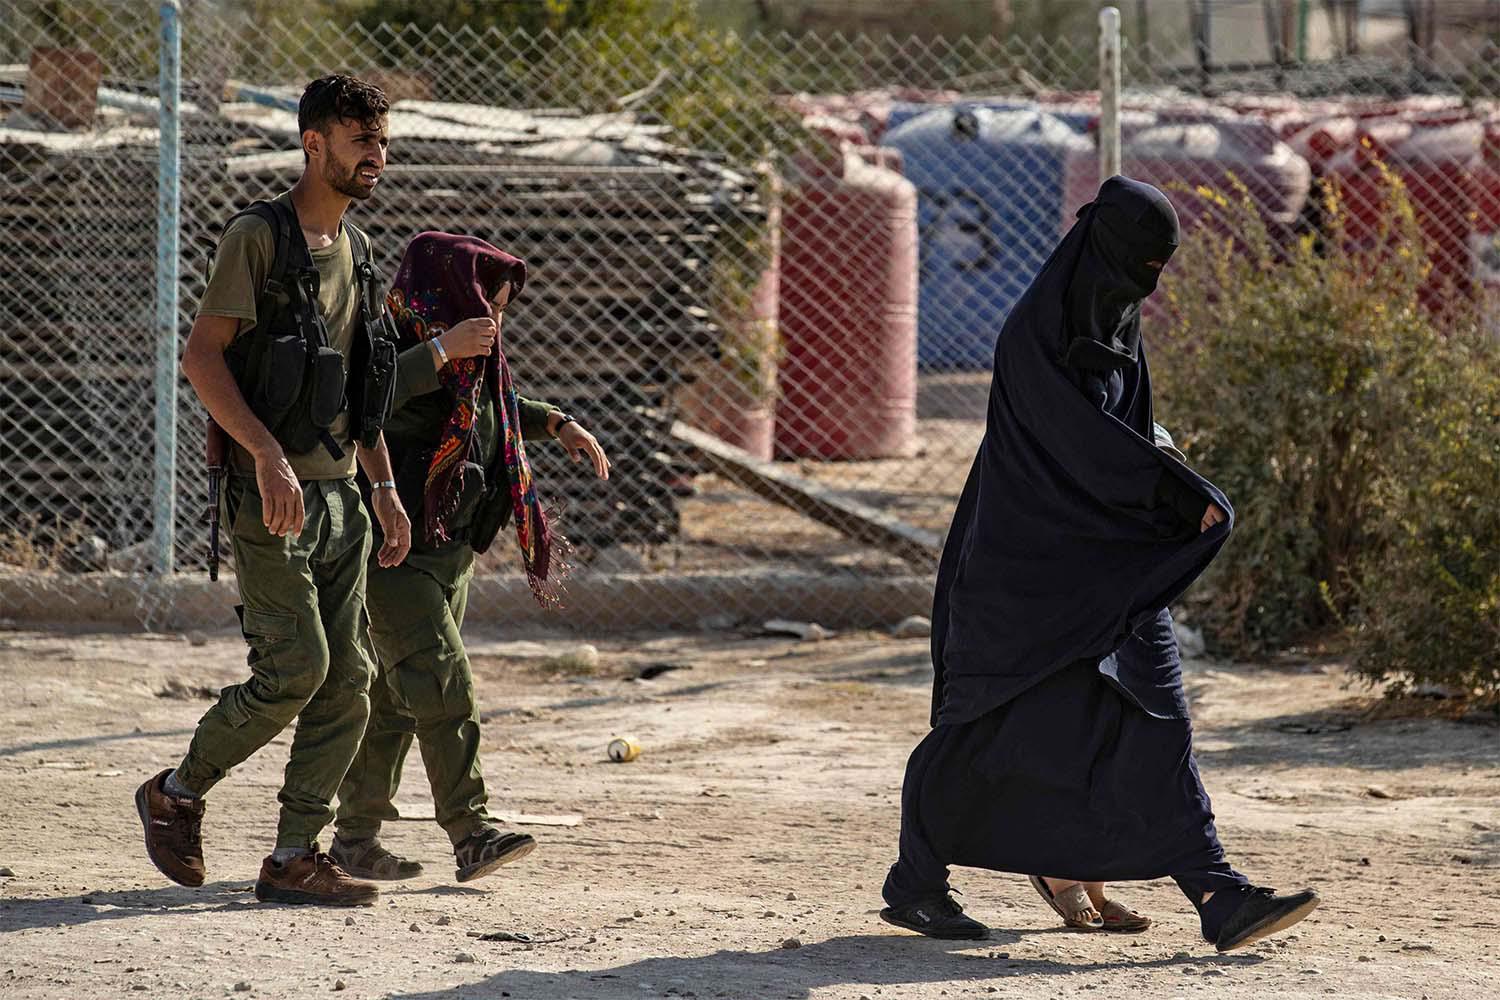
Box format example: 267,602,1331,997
877,177,1320,953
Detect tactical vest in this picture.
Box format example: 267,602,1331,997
215,199,396,461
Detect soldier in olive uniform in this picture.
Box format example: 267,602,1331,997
136,76,411,906
327,232,608,882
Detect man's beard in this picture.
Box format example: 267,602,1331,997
325,152,375,200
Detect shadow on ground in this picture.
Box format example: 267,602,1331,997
390,933,1265,1000
0,883,260,933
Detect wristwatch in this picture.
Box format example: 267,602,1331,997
551,412,576,438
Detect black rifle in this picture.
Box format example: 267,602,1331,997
204,418,228,581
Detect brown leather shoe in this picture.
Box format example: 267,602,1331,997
135,768,206,888
254,851,380,907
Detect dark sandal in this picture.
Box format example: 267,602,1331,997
329,836,424,881
454,828,536,883
1028,875,1103,930
1098,898,1152,933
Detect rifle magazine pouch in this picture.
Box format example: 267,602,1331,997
308,346,347,431
257,334,306,428
359,337,398,448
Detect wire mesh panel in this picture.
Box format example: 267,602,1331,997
1,2,164,627
1,0,1497,630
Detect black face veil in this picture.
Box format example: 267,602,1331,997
1062,176,1182,371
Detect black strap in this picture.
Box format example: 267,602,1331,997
347,219,372,269
319,429,346,462
347,220,381,349
274,198,333,359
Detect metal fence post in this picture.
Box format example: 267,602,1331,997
1099,6,1122,182
153,0,181,575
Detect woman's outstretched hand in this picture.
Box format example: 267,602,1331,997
556,420,610,480
1201,503,1227,533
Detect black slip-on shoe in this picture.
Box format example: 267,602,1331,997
879,895,990,940
1215,887,1320,952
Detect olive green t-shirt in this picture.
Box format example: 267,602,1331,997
197,192,361,481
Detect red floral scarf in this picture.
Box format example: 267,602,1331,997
386,232,560,606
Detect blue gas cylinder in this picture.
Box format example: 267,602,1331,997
884,106,1094,369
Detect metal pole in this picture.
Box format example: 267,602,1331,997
1297,0,1311,61
1265,0,1287,89
1099,6,1122,182
1195,0,1213,92
153,0,181,576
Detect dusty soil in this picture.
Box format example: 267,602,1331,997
0,626,1495,1000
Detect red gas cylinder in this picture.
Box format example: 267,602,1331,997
1066,117,1311,242
1288,115,1360,174
675,176,782,461
776,145,918,460
801,112,872,147
1325,116,1483,302
1226,96,1343,140
1285,102,1466,175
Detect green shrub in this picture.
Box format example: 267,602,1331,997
1155,170,1500,697
1349,330,1500,697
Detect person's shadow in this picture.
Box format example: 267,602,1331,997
0,878,506,933
388,931,1266,1000
0,882,261,934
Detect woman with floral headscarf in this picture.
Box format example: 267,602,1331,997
330,232,608,883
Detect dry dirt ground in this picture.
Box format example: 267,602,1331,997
0,625,1495,1000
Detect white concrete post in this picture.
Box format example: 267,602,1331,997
1099,6,1122,183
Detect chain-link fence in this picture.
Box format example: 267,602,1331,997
2,0,1497,630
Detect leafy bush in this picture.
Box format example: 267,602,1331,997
1154,170,1500,697
1349,330,1500,697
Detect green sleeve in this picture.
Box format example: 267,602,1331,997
518,395,559,440
393,342,442,411
197,214,273,332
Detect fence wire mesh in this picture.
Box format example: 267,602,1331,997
2,0,1497,630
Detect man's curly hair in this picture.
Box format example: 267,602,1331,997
298,74,389,136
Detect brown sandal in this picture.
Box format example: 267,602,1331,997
1098,898,1152,933
329,836,424,881
1028,875,1103,930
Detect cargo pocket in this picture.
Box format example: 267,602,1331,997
236,602,298,674
219,605,300,728
372,615,463,720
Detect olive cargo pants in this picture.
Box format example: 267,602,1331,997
175,475,375,850
334,555,491,847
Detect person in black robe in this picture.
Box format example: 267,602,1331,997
879,177,1320,953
